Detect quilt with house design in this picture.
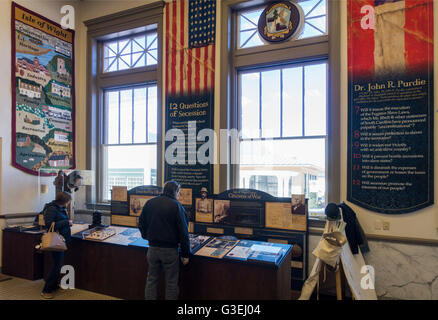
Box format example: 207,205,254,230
11,3,75,175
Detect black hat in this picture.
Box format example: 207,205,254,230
325,203,341,221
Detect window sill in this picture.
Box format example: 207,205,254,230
85,203,111,212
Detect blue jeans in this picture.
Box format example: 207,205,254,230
43,251,64,293
145,247,179,300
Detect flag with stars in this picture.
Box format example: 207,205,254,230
165,0,216,96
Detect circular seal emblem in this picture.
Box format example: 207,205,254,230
258,1,304,43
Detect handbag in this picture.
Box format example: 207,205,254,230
312,231,347,268
40,222,67,252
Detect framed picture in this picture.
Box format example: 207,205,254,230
178,188,192,206
213,200,230,224
112,186,128,202
129,195,153,216
291,194,305,215
195,197,213,223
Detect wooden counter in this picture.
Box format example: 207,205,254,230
2,228,44,280
4,226,291,300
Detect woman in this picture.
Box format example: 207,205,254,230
41,191,73,299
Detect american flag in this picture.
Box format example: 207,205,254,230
165,0,216,97
348,0,433,79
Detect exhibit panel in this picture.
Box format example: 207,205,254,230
110,185,194,227
110,185,162,227
190,189,309,290
347,0,434,214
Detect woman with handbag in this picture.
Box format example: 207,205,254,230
41,192,73,299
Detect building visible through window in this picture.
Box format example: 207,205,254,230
103,85,158,201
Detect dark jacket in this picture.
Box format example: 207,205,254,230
138,194,190,258
339,202,369,254
43,201,71,245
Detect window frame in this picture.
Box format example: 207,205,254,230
85,2,165,204
102,84,158,146
219,0,340,223
102,31,159,73
237,60,328,140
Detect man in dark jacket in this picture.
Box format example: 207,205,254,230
41,192,72,299
139,181,190,300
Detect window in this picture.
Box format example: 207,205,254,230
222,0,339,219
248,175,278,195
238,61,327,215
85,2,164,204
238,0,327,49
103,32,158,72
102,85,158,200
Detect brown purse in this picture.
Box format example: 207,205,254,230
40,222,67,252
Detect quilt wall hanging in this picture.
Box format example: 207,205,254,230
11,2,75,175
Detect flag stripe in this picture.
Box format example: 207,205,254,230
203,47,207,94
191,47,196,94
404,0,433,73
187,41,192,94
183,0,189,94
374,0,406,75
195,47,200,95
348,0,375,79
178,0,183,95
211,44,215,90
175,1,180,95
171,1,177,96
165,3,170,95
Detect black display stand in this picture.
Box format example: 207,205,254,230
109,186,309,291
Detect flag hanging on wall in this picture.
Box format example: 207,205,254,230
11,2,76,175
347,0,434,214
164,0,216,198
165,0,216,96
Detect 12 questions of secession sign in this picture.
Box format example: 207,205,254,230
347,0,434,214
11,2,75,175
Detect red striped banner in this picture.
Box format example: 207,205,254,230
165,0,215,97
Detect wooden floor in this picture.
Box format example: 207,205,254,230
0,270,303,300
0,273,119,300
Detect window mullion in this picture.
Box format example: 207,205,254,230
280,69,283,138
146,87,149,144
118,91,121,144
130,39,133,68
302,66,305,137
131,88,134,144
259,72,262,138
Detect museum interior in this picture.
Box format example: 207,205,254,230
0,0,437,301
